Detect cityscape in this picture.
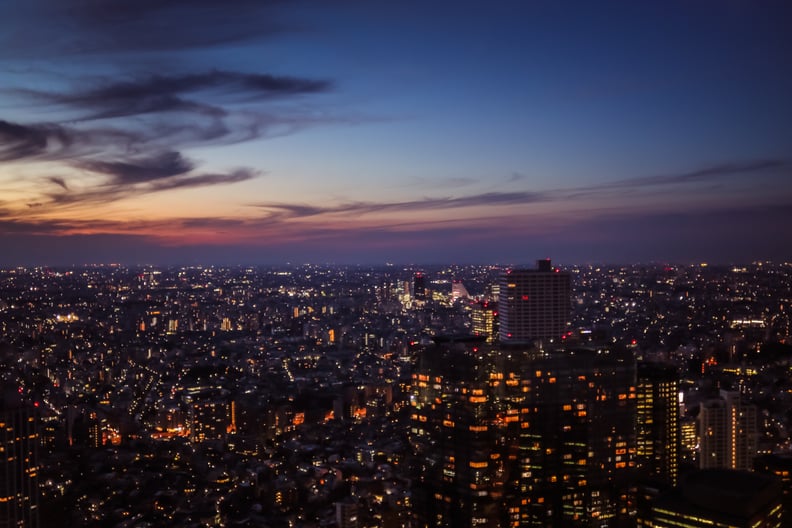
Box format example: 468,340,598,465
2,1,792,527
2,260,792,527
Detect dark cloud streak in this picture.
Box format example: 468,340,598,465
2,69,331,206
0,0,342,212
0,120,72,161
74,151,195,185
255,191,550,219
48,168,259,206
0,0,302,58
149,169,257,192
0,118,153,162
47,176,69,190
576,159,789,192
18,71,331,122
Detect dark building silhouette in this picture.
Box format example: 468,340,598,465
650,470,783,527
754,454,792,526
413,272,427,301
1,389,40,528
186,389,236,444
409,336,507,528
498,259,570,344
512,347,637,527
409,338,637,527
636,362,680,487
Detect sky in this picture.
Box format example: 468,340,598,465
1,0,791,267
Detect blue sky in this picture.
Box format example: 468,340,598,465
0,0,790,266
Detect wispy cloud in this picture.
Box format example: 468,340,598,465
0,0,339,214
48,168,259,206
0,120,74,161
17,71,331,122
255,191,551,219
2,68,332,208
47,176,69,191
74,151,194,184
0,118,155,162
0,115,261,207
575,159,789,192
0,1,306,59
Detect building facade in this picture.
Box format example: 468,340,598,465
409,338,637,527
651,470,782,528
636,362,680,486
498,259,570,344
699,390,757,471
1,392,40,528
471,301,498,344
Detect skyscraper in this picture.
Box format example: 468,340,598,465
698,399,728,469
471,301,498,344
409,338,637,527
413,272,427,302
409,336,507,528
498,259,570,344
636,362,680,486
511,347,637,527
699,390,757,471
1,390,40,528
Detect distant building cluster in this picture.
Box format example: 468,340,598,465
0,260,791,527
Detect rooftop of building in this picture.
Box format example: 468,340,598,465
656,469,782,521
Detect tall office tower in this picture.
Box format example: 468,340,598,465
512,347,637,527
409,339,636,528
413,272,427,301
636,363,680,486
699,391,757,471
680,417,699,465
0,390,40,528
498,259,570,344
409,336,511,528
471,301,498,343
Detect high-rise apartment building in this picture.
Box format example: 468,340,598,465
699,399,728,469
636,363,680,486
1,391,40,528
699,390,757,471
186,389,236,444
498,259,570,344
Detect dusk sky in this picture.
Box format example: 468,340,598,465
1,0,791,266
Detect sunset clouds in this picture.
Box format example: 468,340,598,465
1,1,791,265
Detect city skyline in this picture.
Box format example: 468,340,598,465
3,261,789,526
1,1,791,266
